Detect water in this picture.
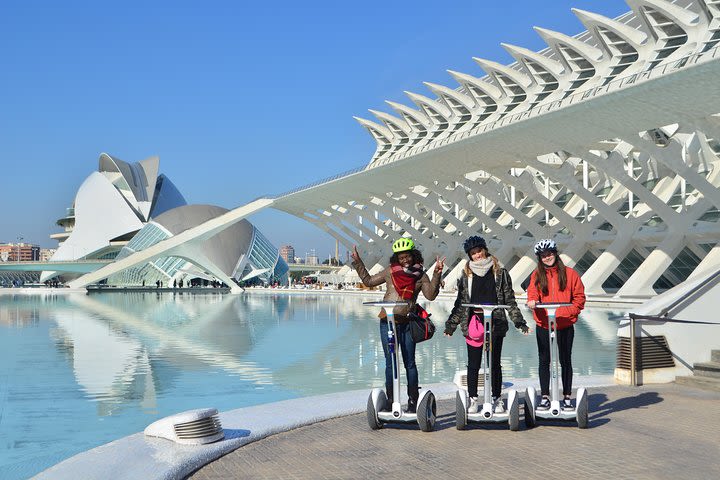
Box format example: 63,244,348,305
0,291,622,479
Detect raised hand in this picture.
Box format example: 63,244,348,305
350,245,361,263
434,256,446,274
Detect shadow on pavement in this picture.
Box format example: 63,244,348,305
587,391,663,427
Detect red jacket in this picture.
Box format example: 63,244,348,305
527,265,586,330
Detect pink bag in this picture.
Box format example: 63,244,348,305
466,313,485,347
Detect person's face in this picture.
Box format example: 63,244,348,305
469,247,486,261
540,251,557,267
397,251,414,267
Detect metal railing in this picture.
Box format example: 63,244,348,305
273,164,368,199
621,313,720,386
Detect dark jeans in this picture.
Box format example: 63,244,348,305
467,332,504,399
536,325,574,396
380,320,418,390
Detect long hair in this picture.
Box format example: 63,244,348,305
534,255,567,295
389,248,424,265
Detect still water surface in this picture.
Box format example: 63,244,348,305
0,292,622,479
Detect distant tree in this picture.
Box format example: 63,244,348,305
321,258,344,266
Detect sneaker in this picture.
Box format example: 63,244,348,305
562,398,574,410
537,396,551,410
493,397,505,414
468,397,479,414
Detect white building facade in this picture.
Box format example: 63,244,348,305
271,0,720,298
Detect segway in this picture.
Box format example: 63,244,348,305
455,304,520,431
364,301,437,432
525,302,589,429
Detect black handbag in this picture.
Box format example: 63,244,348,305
408,307,435,343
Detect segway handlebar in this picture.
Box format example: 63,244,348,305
534,302,573,308
461,303,512,309
363,301,412,308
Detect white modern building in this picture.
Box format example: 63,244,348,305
43,153,187,282
275,0,720,299
107,205,288,288
45,154,287,290
65,0,720,385
71,1,720,298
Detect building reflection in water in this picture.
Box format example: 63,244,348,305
2,293,623,416
0,292,623,480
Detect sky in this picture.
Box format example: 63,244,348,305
0,0,631,259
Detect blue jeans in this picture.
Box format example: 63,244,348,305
380,320,418,389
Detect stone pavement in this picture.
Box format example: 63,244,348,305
188,383,720,480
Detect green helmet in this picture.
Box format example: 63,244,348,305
392,237,415,253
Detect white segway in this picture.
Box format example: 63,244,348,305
525,302,588,429
455,304,520,431
364,301,437,432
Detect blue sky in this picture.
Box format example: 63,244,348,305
0,0,630,258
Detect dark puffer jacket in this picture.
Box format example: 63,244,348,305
445,264,526,337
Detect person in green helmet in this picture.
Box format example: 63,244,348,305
351,239,445,413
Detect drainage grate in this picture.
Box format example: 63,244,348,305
173,415,223,441
617,335,675,370
145,408,225,445
453,370,484,390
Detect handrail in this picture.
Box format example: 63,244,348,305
274,165,367,199
619,312,720,386
627,313,720,325
657,268,720,318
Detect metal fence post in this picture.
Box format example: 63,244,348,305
629,313,637,387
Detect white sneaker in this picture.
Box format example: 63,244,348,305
468,397,479,414
493,397,505,414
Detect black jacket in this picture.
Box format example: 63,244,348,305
445,265,526,337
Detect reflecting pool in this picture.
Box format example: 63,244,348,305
0,292,622,479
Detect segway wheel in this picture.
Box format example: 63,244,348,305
366,392,383,430
576,388,589,429
524,387,536,429
508,394,520,431
417,392,437,432
455,390,467,430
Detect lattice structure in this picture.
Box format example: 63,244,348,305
280,0,720,296
71,1,720,297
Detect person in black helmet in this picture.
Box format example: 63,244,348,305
444,235,529,414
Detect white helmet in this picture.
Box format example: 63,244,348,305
534,239,558,256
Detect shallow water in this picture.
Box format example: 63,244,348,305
0,292,622,479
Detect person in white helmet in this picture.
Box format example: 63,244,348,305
526,239,586,410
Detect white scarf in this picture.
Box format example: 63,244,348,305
468,257,494,277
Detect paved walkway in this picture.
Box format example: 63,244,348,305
188,383,720,480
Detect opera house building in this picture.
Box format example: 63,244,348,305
43,154,288,289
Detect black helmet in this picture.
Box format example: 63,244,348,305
463,236,487,255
